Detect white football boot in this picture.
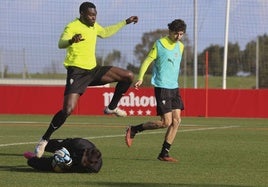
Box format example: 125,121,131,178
104,107,127,117
34,138,48,158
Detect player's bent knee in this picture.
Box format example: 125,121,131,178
126,71,134,82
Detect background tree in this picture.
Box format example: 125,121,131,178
126,64,140,74
226,42,240,76
198,42,240,76
103,50,121,66
258,34,268,88
242,40,256,74
240,34,268,88
198,45,223,76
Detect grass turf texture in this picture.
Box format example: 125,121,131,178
0,115,267,187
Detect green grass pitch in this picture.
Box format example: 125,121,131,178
0,115,267,187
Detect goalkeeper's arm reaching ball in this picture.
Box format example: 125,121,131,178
25,147,72,173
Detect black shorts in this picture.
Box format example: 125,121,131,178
154,87,184,116
64,66,112,95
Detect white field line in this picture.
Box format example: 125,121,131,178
0,125,238,147
0,121,200,126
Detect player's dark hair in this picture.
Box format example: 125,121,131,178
79,2,96,13
168,19,187,33
85,148,101,165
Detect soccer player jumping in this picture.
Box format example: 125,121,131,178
34,2,138,158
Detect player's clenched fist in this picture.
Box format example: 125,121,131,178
69,34,85,45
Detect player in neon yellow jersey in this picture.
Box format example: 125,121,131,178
125,19,186,162
34,2,138,158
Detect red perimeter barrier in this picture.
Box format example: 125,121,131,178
0,85,268,118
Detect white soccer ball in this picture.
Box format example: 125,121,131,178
52,147,72,172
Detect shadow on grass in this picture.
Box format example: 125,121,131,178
81,181,253,187
0,165,33,172
0,153,24,157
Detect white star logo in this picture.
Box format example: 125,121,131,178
145,110,152,115
137,110,143,115
129,109,135,115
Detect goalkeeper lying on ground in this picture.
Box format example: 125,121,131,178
24,138,102,173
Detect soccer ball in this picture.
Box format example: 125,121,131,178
51,147,72,172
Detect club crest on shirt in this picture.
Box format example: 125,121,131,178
70,78,74,85
162,100,166,105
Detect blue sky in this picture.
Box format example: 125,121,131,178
0,0,267,73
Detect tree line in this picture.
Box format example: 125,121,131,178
98,29,268,88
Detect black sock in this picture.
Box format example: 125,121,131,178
132,124,144,133
130,124,144,138
42,110,68,140
108,82,131,109
159,141,171,157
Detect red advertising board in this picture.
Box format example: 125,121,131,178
0,85,268,118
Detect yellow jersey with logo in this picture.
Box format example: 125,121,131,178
58,18,126,70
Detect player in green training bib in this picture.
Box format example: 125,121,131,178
125,19,186,162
